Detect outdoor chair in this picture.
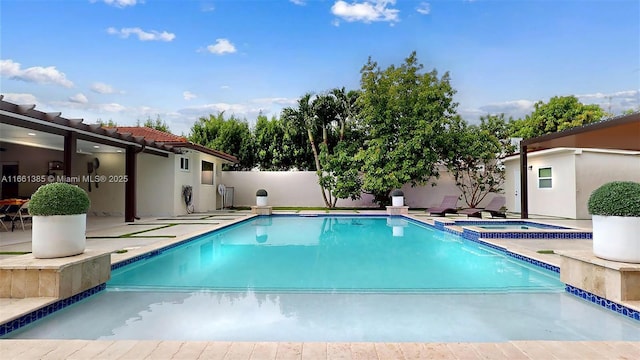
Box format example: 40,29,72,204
0,216,8,231
6,200,32,231
458,196,507,218
427,195,460,216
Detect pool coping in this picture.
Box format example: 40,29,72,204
1,212,638,338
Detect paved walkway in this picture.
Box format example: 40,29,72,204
2,339,639,359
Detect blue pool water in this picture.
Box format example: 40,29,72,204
5,216,640,342
108,216,563,292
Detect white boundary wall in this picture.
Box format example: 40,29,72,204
221,169,501,209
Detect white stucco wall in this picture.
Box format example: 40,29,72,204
505,149,577,218
79,152,126,216
220,169,500,209
137,152,175,217
505,148,640,219
574,150,640,219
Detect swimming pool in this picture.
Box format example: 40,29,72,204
5,216,640,342
108,216,562,292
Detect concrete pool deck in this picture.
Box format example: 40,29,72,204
1,210,639,358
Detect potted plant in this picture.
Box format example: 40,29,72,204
29,182,91,258
390,189,404,207
588,181,640,263
256,189,268,206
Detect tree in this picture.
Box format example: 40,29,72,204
188,112,255,170
281,89,364,207
355,51,458,206
441,114,516,208
139,115,170,133
509,95,605,138
253,113,307,170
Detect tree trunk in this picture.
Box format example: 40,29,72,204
308,129,331,208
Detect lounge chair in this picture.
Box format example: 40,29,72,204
427,195,460,216
459,196,506,218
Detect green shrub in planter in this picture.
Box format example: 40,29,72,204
587,181,640,217
390,189,404,197
256,189,268,197
29,182,91,216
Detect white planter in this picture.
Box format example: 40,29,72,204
592,215,640,263
256,196,268,206
392,196,404,207
32,214,86,258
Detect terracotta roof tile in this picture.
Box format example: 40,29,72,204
111,126,188,143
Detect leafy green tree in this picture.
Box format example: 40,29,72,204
356,51,458,206
442,114,516,208
253,113,306,170
139,115,170,133
281,89,364,207
317,88,364,207
509,95,605,138
188,112,255,170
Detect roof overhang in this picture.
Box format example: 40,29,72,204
521,112,640,152
0,96,178,156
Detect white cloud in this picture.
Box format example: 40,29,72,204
69,93,89,104
576,90,638,100
91,82,117,94
183,91,197,100
252,97,298,106
206,39,237,55
220,85,231,89
479,99,535,116
290,0,306,5
0,59,74,88
577,89,639,114
416,2,431,15
107,27,175,42
331,0,399,24
1,93,38,104
94,0,140,8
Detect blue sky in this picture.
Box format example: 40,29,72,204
1,0,638,136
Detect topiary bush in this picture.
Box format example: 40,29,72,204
390,189,404,197
588,181,640,217
29,182,91,216
256,189,268,197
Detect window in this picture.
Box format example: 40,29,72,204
180,156,190,171
538,167,552,188
201,161,214,185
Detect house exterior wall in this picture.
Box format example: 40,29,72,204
505,149,577,218
505,148,640,219
137,152,175,217
79,152,126,216
194,152,224,212
220,169,498,209
574,150,640,219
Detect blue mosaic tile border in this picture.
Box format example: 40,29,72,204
0,283,106,337
506,251,560,273
459,228,591,241
453,220,568,230
566,285,640,321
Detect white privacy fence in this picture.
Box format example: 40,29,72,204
220,170,476,208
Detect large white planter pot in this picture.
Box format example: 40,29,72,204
256,196,268,206
392,196,404,207
32,214,87,259
592,215,640,263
